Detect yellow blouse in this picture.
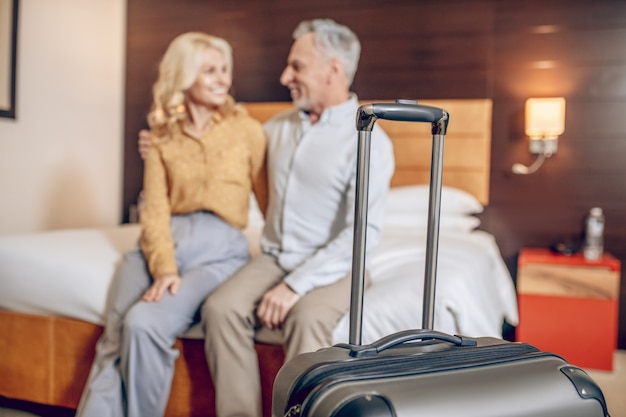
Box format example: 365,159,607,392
140,103,267,279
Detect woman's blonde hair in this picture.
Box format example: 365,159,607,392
147,32,233,132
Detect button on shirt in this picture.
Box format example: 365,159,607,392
261,95,395,295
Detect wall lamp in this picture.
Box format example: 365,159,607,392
512,97,566,174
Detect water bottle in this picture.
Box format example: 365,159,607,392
583,207,605,261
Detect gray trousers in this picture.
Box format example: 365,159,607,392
76,211,249,417
201,254,370,417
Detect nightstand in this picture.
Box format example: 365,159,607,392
516,247,621,371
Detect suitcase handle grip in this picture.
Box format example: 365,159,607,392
356,101,449,134
343,329,477,358
349,100,450,345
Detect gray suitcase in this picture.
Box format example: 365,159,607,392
271,101,609,417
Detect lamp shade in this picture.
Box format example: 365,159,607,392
525,97,566,139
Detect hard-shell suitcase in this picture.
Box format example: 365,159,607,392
271,101,609,417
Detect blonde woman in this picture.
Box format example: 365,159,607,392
76,32,266,417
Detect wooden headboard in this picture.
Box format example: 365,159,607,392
242,99,492,205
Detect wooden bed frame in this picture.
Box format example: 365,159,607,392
0,99,492,417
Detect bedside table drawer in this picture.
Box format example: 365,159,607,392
518,262,619,299
516,248,621,371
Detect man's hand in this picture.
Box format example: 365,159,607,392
138,129,153,160
142,274,181,302
257,282,301,330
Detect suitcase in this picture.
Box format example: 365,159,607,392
271,101,609,417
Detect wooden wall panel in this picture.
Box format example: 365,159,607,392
488,0,626,347
124,0,626,348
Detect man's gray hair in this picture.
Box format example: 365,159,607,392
293,18,361,86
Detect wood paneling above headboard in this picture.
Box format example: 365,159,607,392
243,99,492,205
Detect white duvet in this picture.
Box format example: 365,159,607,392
332,226,518,343
0,186,519,343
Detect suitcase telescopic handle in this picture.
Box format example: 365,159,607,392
349,101,449,346
341,329,477,358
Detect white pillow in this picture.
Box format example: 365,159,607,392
386,185,483,215
384,212,480,232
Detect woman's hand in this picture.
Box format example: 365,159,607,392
142,274,181,302
138,129,153,160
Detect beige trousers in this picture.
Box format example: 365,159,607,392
201,254,369,417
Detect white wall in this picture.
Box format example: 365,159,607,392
0,0,126,236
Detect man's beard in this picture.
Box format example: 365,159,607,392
292,95,311,112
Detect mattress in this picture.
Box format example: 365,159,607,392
0,186,518,343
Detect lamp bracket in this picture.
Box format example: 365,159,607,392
529,137,558,156
512,153,548,175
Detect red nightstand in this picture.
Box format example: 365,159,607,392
516,248,621,371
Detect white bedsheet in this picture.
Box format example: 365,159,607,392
0,225,141,324
0,223,518,343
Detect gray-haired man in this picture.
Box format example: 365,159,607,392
201,18,395,417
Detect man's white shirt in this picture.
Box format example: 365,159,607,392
261,95,395,295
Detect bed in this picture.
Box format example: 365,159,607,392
0,99,517,417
